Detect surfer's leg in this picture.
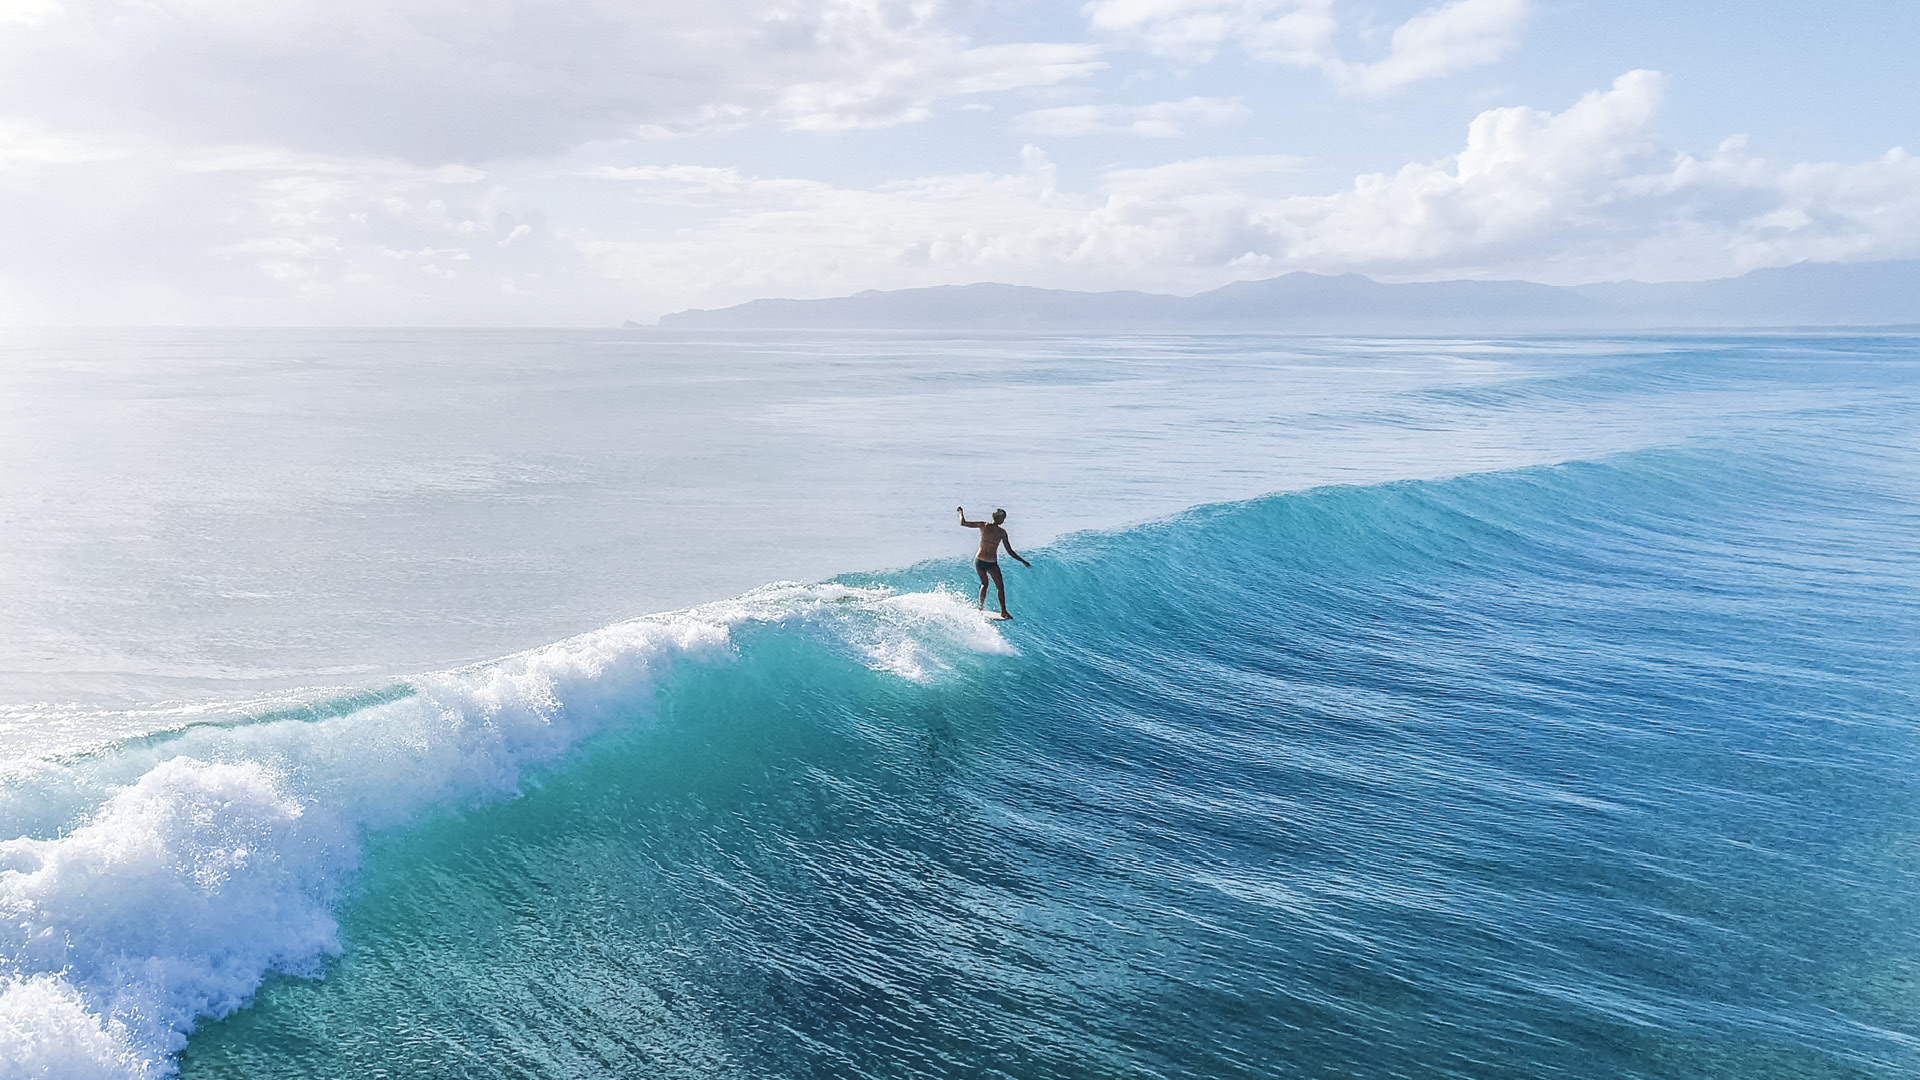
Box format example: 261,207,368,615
988,564,1009,617
976,561,990,608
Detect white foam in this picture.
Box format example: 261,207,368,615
0,976,145,1080
864,588,1019,680
0,583,1005,1079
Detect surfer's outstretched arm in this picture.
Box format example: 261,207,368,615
958,507,984,528
1001,537,1031,567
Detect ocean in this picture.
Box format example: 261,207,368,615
0,329,1914,1078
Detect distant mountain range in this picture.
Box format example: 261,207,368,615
655,260,1920,332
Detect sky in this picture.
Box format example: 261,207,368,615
0,0,1915,324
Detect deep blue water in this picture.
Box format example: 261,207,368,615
1,333,1916,1078
191,450,1920,1075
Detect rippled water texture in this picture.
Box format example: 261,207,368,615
0,329,1837,732
0,331,1914,1078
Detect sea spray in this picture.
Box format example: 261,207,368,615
0,585,1008,1078
169,440,1919,1080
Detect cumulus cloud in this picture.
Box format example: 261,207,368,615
1274,68,1672,267
1014,96,1245,137
4,69,1918,324
0,0,1101,161
574,70,1920,316
1083,0,1529,94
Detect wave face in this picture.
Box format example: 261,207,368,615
0,586,1010,1077
4,344,1919,1078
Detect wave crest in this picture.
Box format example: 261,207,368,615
0,583,1006,1078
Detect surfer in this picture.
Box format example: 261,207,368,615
958,506,1031,619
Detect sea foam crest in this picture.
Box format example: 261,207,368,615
0,583,1005,1079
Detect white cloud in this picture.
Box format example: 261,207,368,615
1084,0,1337,63
1014,96,1245,137
573,70,1920,316
1099,155,1306,198
4,70,1919,324
0,0,1101,161
1271,68,1672,267
0,129,621,323
1083,0,1529,95
0,0,59,25
591,166,758,193
778,42,1105,132
0,122,125,170
1325,0,1531,96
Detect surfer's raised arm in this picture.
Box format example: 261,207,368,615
958,506,985,528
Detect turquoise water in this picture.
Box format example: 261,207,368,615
1,333,1916,1077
